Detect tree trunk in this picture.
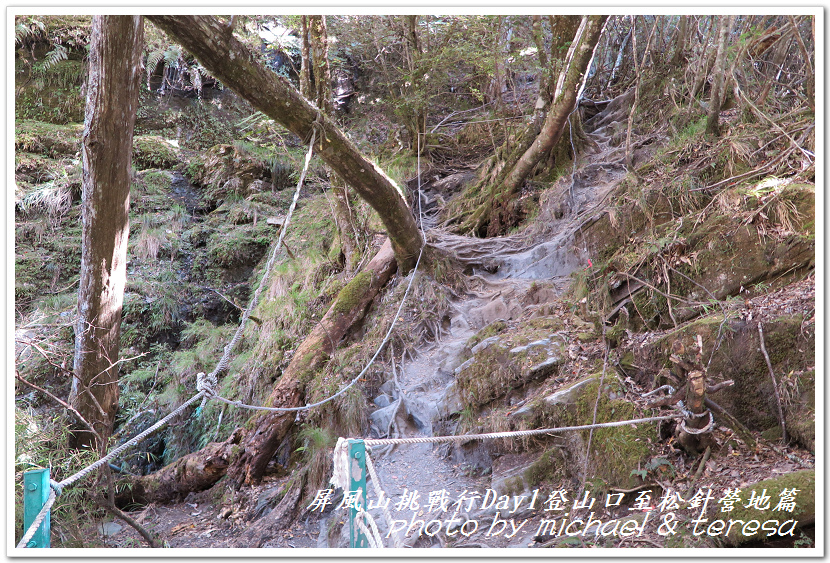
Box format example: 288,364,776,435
299,16,311,98
307,15,360,273
499,15,607,201
116,437,238,505
706,15,731,137
147,15,422,271
461,15,607,236
671,15,688,65
69,16,143,449
308,15,332,113
227,240,398,485
402,15,426,154
331,183,359,273
531,16,551,98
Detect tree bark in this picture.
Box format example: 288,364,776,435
462,15,607,236
308,15,332,113
70,15,143,449
671,15,688,65
706,15,731,137
227,239,398,485
331,182,359,273
116,437,238,505
308,15,360,272
299,16,311,98
147,15,422,271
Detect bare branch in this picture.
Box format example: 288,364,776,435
15,370,102,443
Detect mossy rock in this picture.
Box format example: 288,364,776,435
466,320,508,349
784,367,815,453
521,373,655,489
710,469,815,546
186,144,271,206
206,221,272,270
133,135,179,170
15,120,82,158
456,321,567,410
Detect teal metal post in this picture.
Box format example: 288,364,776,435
23,468,51,548
347,439,369,548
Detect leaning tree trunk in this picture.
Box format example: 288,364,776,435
118,240,400,495
69,15,143,449
148,15,422,271
227,240,398,485
461,15,607,236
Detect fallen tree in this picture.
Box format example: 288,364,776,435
118,239,399,501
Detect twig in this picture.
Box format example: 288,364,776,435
615,271,708,307
731,71,814,160
93,492,161,548
690,446,711,486
429,101,495,133
704,397,757,450
689,145,796,192
16,338,73,374
787,16,813,81
15,370,102,444
757,321,788,442
706,380,734,393
203,287,262,324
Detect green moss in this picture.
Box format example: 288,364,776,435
720,470,815,545
133,135,179,170
15,120,82,157
456,341,519,408
523,448,563,488
332,270,373,316
207,222,272,269
466,320,508,348
527,374,654,488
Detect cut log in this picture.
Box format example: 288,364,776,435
115,436,238,506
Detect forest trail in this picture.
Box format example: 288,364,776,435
106,95,637,550
354,98,634,548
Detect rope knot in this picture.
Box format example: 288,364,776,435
49,479,63,498
196,371,218,414
680,409,715,435
196,371,218,397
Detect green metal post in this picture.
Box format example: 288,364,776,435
347,439,369,548
23,468,51,548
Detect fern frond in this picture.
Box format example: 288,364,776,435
14,19,46,45
162,45,182,68
38,45,68,74
145,46,166,82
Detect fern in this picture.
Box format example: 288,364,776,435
162,44,182,68
32,45,68,76
144,45,166,86
14,19,46,45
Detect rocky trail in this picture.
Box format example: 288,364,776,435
337,99,638,548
